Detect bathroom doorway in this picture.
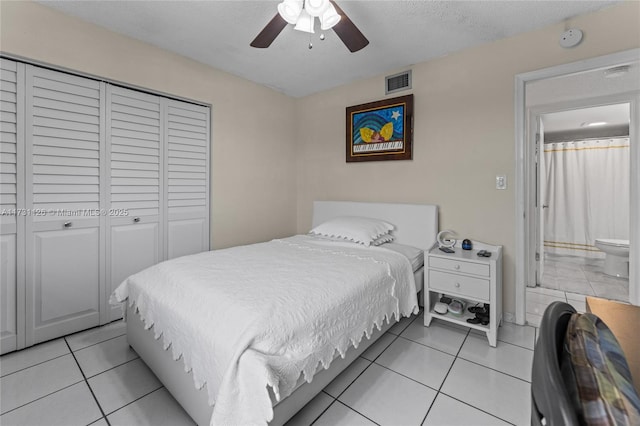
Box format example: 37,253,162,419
536,103,630,308
515,49,640,326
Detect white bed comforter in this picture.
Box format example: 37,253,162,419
111,235,418,426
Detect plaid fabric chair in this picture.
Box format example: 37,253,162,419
532,301,640,426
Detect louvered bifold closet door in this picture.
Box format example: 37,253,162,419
25,66,105,345
106,86,162,321
0,59,25,354
164,99,209,259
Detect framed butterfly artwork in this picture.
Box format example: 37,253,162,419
346,94,413,162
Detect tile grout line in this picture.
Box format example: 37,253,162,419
0,324,125,378
310,315,419,425
0,378,85,417
103,385,164,417
0,352,69,379
63,338,112,426
81,355,141,380
308,392,337,426
69,331,127,354
437,392,517,426
419,328,471,425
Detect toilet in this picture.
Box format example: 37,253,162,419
594,239,630,278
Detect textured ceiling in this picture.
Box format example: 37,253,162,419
38,0,622,97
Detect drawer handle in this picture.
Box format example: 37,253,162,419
133,217,141,223
455,282,460,288
454,264,461,270
63,221,72,228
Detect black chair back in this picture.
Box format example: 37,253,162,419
531,301,579,426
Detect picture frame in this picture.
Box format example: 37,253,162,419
346,94,413,162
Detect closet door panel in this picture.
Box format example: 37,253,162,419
165,100,209,259
25,66,103,345
106,86,162,321
1,59,24,354
33,228,99,338
109,223,159,321
1,234,17,353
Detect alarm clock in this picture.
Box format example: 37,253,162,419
462,239,472,250
437,230,457,249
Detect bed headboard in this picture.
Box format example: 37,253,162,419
312,201,439,251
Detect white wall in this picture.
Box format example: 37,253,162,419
294,2,640,315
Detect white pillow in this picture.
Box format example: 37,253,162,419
309,216,394,247
310,233,395,246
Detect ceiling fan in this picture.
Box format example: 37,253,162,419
250,0,369,53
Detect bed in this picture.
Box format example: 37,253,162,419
114,201,438,425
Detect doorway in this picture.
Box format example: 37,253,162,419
527,102,631,324
515,49,640,325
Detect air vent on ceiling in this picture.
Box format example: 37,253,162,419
385,70,412,95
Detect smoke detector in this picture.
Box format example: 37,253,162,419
559,29,583,48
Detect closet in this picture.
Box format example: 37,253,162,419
0,59,210,353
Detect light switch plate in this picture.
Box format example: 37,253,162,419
496,175,507,190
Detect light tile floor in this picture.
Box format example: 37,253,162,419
1,313,534,426
526,252,629,327
540,253,628,302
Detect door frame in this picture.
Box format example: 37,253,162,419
515,48,640,325
528,95,635,284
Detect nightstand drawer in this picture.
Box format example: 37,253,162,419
429,270,490,301
429,257,490,277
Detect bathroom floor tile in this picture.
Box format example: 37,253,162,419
0,382,102,426
526,291,566,306
527,287,566,298
558,279,596,295
590,281,629,302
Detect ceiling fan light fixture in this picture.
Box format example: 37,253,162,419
320,3,341,30
277,0,303,25
304,0,330,17
294,9,315,33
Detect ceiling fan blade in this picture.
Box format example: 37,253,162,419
250,13,288,48
330,1,369,53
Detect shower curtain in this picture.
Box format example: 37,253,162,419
544,137,630,258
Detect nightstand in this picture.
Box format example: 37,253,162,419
424,240,503,346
